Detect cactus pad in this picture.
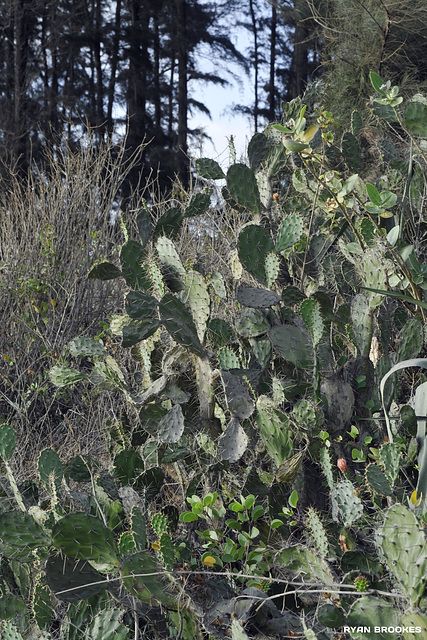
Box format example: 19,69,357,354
227,163,261,213
159,293,204,357
364,463,392,497
69,336,106,357
0,423,16,461
194,157,225,180
0,511,51,561
269,324,313,368
331,480,363,528
346,596,400,639
221,371,255,420
237,286,280,308
236,307,270,338
52,513,119,566
218,418,248,462
379,504,427,606
275,212,304,253
238,224,274,283
157,404,185,444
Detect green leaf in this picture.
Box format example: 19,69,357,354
369,71,385,93
360,286,427,310
365,183,382,206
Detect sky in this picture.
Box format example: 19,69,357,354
187,24,255,165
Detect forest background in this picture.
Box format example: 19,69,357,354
2,1,427,639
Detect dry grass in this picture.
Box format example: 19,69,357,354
0,131,144,469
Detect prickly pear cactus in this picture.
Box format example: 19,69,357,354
195,157,225,180
158,293,204,357
346,596,401,639
364,463,392,497
269,324,313,368
236,286,280,309
255,396,293,467
300,299,324,348
238,224,274,283
235,307,270,338
319,447,334,491
217,417,248,463
0,511,51,561
227,163,261,213
265,252,280,288
305,508,328,558
221,371,255,420
69,336,107,357
157,404,185,444
52,513,119,566
275,212,304,253
184,270,210,342
379,504,427,606
0,423,16,461
331,480,363,528
218,346,240,370
378,442,401,487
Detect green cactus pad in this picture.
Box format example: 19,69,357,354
269,324,313,368
256,397,293,467
88,261,122,280
248,132,270,169
52,513,119,566
248,337,272,368
125,291,158,320
227,163,261,213
236,307,270,338
208,318,234,346
131,507,147,551
32,582,52,630
184,270,210,342
237,286,281,308
49,365,88,388
276,545,333,585
217,417,248,462
159,293,204,357
136,207,152,247
194,157,225,180
184,189,212,217
113,450,144,485
265,252,280,288
218,346,240,370
45,554,106,602
342,131,361,172
300,299,324,348
86,610,130,640
396,318,423,361
208,271,227,299
379,504,427,606
120,551,171,605
120,240,150,290
154,207,183,238
275,212,304,252
118,531,137,556
346,596,400,639
401,610,427,640
38,448,64,489
305,507,328,558
281,285,306,306
0,511,51,561
0,423,16,461
0,594,27,623
331,480,363,528
69,336,107,357
319,447,334,490
157,404,185,444
122,319,160,347
0,621,25,640
156,236,186,277
221,371,255,420
317,603,346,629
351,110,362,135
238,224,274,283
364,464,392,497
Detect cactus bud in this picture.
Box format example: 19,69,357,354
354,575,369,592
272,193,279,202
337,458,347,472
